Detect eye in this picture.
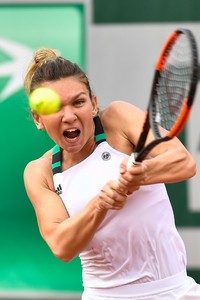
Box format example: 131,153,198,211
74,99,85,107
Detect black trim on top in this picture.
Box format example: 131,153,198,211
52,115,106,174
52,144,62,175
93,114,106,145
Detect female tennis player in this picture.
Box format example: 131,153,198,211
23,48,200,299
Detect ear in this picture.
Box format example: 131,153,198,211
31,111,45,131
91,95,98,116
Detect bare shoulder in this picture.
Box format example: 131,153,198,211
100,101,144,127
101,101,144,132
24,149,54,192
24,149,51,175
101,100,142,116
99,101,145,154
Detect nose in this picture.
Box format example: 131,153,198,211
61,106,77,123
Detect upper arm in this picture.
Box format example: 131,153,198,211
23,160,69,243
101,101,196,178
101,101,146,151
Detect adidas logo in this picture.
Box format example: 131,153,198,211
55,184,62,195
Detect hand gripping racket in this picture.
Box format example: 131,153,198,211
127,28,199,168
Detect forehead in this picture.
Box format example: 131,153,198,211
42,77,88,98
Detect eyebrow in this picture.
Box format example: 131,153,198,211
71,91,87,100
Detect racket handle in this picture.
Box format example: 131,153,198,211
127,153,136,169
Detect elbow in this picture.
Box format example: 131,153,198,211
51,247,74,262
41,229,76,263
49,241,76,263
187,157,196,178
183,153,196,180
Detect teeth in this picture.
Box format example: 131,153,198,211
63,128,80,139
67,129,76,132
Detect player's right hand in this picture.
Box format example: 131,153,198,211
96,180,127,211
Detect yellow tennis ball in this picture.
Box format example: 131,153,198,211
29,87,61,115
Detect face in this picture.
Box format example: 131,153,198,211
32,77,98,155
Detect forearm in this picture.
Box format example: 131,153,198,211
119,139,196,193
142,146,196,184
46,196,107,262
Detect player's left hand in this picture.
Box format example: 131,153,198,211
118,158,147,195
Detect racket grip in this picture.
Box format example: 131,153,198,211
127,153,136,169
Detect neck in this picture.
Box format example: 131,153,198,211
62,139,97,170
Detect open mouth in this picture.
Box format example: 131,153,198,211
63,129,80,139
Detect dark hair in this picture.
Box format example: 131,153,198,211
24,48,92,99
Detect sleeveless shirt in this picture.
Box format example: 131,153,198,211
52,115,186,292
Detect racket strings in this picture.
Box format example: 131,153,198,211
156,33,193,133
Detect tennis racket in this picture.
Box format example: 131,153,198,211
127,28,198,168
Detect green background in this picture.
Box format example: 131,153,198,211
0,3,84,292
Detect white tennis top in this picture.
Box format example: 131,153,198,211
53,140,187,296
